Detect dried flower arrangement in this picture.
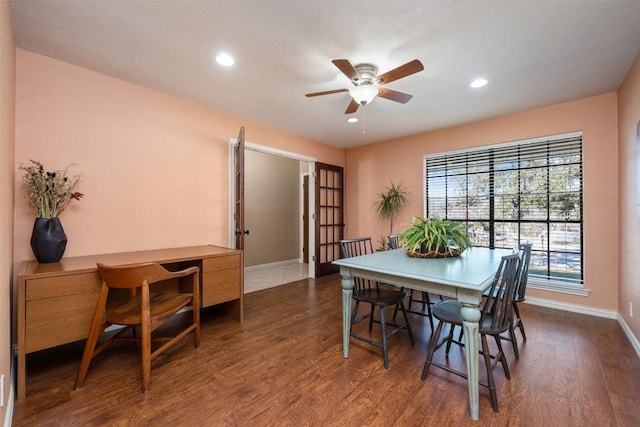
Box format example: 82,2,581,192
19,160,84,219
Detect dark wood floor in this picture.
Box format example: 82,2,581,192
12,275,640,426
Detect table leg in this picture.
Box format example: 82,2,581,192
461,303,482,421
341,272,354,358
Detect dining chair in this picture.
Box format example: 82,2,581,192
387,234,401,250
469,242,533,357
389,234,437,330
421,252,520,412
75,262,200,392
506,242,532,358
456,242,533,358
340,237,414,368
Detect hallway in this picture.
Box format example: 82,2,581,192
244,261,309,293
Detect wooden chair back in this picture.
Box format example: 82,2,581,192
339,237,377,294
96,262,185,289
514,243,533,302
479,253,520,334
340,237,374,258
388,234,401,250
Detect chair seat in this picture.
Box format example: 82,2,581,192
432,300,463,324
432,300,511,334
107,292,194,325
354,288,407,306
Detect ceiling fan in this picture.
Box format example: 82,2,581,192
305,59,424,114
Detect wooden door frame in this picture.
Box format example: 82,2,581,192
228,140,317,278
234,127,246,251
301,173,310,264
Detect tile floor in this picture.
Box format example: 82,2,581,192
244,260,309,293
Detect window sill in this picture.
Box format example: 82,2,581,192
528,278,590,297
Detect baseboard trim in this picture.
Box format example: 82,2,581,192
525,296,618,319
4,387,13,427
4,361,14,427
244,259,300,272
617,315,640,358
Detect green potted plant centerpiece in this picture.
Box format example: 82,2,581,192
20,160,83,263
400,217,472,258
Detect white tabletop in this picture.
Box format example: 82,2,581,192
333,247,514,290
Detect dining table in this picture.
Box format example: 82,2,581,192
332,246,514,420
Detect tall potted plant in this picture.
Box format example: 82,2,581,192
372,181,409,249
20,160,84,263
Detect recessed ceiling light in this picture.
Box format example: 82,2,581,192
470,78,488,88
347,117,358,123
216,53,234,66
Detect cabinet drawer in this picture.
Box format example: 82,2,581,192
26,272,101,301
26,291,98,353
202,268,240,307
203,254,240,272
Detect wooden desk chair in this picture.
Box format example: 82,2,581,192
75,262,200,392
340,237,414,368
421,252,520,412
389,234,437,330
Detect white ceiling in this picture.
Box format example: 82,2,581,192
10,1,640,148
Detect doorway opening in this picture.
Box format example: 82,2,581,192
229,140,317,293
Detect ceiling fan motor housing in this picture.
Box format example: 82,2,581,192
353,63,379,84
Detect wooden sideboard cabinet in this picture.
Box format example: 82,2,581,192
16,245,243,399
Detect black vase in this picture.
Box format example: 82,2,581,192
30,217,67,263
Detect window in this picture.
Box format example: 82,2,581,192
424,132,583,288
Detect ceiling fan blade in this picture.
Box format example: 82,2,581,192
345,99,360,114
378,88,413,104
305,88,349,97
377,59,424,85
332,59,359,81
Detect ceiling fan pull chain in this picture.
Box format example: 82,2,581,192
362,107,366,135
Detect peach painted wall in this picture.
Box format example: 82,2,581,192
617,51,640,342
346,93,619,311
14,49,344,267
1,0,15,421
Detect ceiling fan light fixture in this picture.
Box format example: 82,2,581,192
349,84,378,105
